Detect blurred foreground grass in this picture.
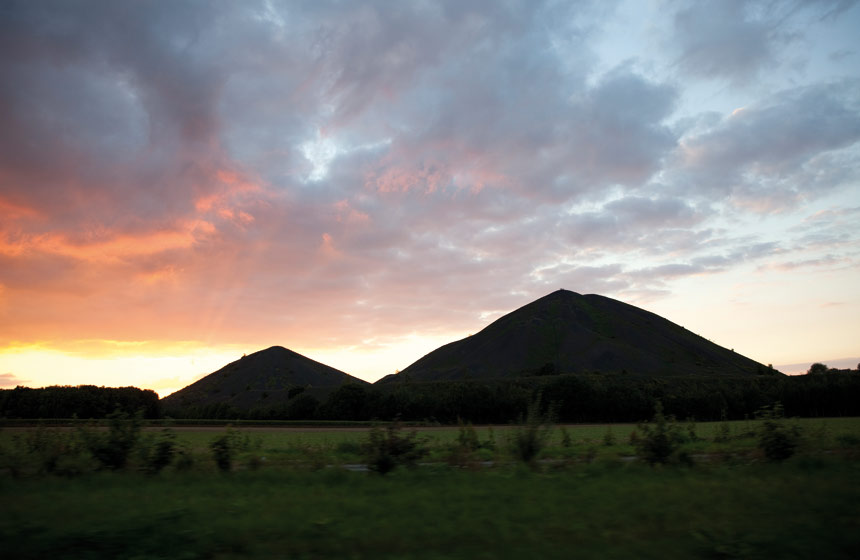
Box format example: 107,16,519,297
2,459,859,559
2,417,860,559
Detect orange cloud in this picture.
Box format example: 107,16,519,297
0,197,41,221
334,199,370,224
197,168,263,210
321,232,339,257
194,168,264,231
137,265,181,285
0,220,216,263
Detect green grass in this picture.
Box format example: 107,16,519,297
2,460,859,559
3,417,859,468
2,418,860,558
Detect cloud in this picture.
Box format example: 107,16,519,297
670,0,858,84
761,255,847,271
672,0,776,84
0,373,28,388
0,0,857,372
667,81,860,211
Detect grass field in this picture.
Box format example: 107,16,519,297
2,460,859,559
2,417,860,558
2,416,860,468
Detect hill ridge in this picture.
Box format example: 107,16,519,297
378,289,774,383
161,345,367,410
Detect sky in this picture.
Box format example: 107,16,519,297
1,0,859,396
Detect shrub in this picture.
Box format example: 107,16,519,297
560,426,572,448
836,433,860,447
173,445,195,471
448,420,482,468
484,427,496,451
362,420,427,475
299,444,328,471
335,440,362,456
138,428,177,474
210,429,238,472
509,397,553,467
757,403,800,462
456,419,480,452
714,410,732,443
79,408,143,470
685,418,699,442
635,402,682,465
1,425,92,477
602,426,616,446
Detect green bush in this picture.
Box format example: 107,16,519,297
210,429,238,472
1,425,92,477
836,433,860,447
173,445,195,471
559,426,573,448
714,410,732,443
509,397,553,467
484,427,496,451
79,408,143,470
335,440,362,456
456,420,480,452
635,402,683,465
138,427,177,474
362,421,427,475
757,403,800,462
602,426,616,446
447,420,482,468
684,418,699,443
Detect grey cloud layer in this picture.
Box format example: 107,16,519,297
1,0,858,348
671,0,859,84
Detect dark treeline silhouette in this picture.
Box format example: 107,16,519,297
806,362,860,375
164,372,860,423
4,372,858,423
0,385,160,419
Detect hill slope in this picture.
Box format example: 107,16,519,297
161,346,367,410
378,290,775,383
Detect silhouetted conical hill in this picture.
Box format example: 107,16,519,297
378,290,776,383
161,346,367,409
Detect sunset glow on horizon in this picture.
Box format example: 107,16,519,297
2,1,859,397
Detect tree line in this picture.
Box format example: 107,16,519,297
0,385,160,420
164,371,860,423
3,372,858,423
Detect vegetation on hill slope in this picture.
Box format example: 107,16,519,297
160,346,368,411
380,290,773,383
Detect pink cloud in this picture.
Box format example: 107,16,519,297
0,372,28,388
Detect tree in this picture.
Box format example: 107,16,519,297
285,393,319,420
321,384,369,420
807,363,829,375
